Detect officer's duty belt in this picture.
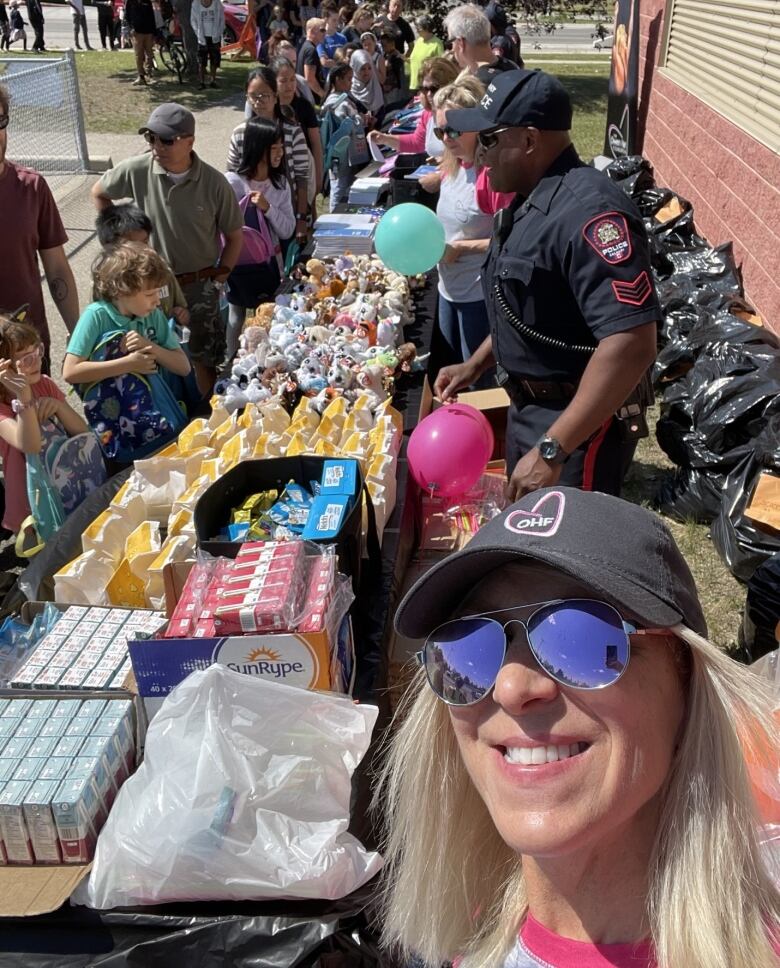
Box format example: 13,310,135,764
505,378,578,404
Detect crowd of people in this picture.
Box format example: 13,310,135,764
2,4,780,964
0,0,523,551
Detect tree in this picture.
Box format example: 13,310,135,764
171,0,199,77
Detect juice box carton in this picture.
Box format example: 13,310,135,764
0,779,34,864
22,779,62,864
52,775,101,864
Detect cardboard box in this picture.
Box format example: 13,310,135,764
129,616,355,719
418,378,510,461
0,690,143,917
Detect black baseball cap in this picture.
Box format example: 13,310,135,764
138,103,195,139
395,487,707,639
447,68,572,133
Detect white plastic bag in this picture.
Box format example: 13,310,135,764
73,665,382,908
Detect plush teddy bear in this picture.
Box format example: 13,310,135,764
306,258,327,284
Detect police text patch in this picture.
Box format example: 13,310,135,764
582,212,631,264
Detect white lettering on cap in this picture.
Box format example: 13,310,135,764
480,92,494,108
504,491,565,537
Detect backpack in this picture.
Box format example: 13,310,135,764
16,429,107,558
321,100,369,195
78,330,188,464
225,191,282,309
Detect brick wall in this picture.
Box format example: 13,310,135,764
637,0,780,331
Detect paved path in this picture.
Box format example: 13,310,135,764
44,94,245,393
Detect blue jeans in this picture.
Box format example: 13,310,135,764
437,293,495,388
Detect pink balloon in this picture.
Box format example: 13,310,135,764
407,404,494,498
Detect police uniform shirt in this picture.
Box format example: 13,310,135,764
484,144,661,383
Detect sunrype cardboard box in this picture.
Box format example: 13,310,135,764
0,690,142,918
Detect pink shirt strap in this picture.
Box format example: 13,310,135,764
474,166,515,216
520,915,655,968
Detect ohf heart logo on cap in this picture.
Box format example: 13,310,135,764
504,491,565,537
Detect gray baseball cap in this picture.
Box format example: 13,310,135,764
138,103,195,139
395,486,707,639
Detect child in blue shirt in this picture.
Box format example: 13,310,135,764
64,241,191,386
64,242,192,462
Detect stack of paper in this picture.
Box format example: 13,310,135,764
348,176,387,205
312,213,377,257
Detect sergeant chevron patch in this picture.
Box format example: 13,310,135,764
612,271,652,306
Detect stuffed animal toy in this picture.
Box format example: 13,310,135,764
356,363,389,410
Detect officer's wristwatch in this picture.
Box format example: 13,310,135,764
536,436,569,465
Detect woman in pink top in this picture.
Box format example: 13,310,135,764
368,55,458,159
377,489,780,968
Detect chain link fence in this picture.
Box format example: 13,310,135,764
0,51,90,173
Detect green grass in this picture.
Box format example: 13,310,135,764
1,50,251,134
3,50,610,156
524,58,610,161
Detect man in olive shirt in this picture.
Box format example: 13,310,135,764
91,103,243,394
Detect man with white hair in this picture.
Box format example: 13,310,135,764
444,3,517,86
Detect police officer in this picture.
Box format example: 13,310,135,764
433,69,660,500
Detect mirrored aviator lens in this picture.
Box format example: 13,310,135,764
424,618,506,705
526,601,629,689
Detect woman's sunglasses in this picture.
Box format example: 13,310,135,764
433,124,461,141
420,84,439,95
14,344,43,372
417,599,667,706
0,115,9,131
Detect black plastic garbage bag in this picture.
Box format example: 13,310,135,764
655,243,743,310
655,311,780,394
711,420,780,581
649,204,707,254
0,885,391,968
654,466,726,524
605,155,655,197
741,552,780,663
655,350,780,471
635,186,674,219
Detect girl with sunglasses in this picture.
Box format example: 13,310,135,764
377,487,780,968
431,74,513,387
228,66,311,245
0,316,91,538
368,55,457,159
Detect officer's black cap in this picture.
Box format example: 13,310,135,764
394,486,708,640
447,68,573,133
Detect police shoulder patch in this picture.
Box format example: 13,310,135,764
582,212,632,264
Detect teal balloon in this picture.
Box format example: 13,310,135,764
374,203,446,275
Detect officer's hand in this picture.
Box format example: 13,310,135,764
433,361,477,402
506,447,563,502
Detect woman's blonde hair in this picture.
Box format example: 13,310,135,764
374,625,780,968
92,241,169,303
432,74,485,178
